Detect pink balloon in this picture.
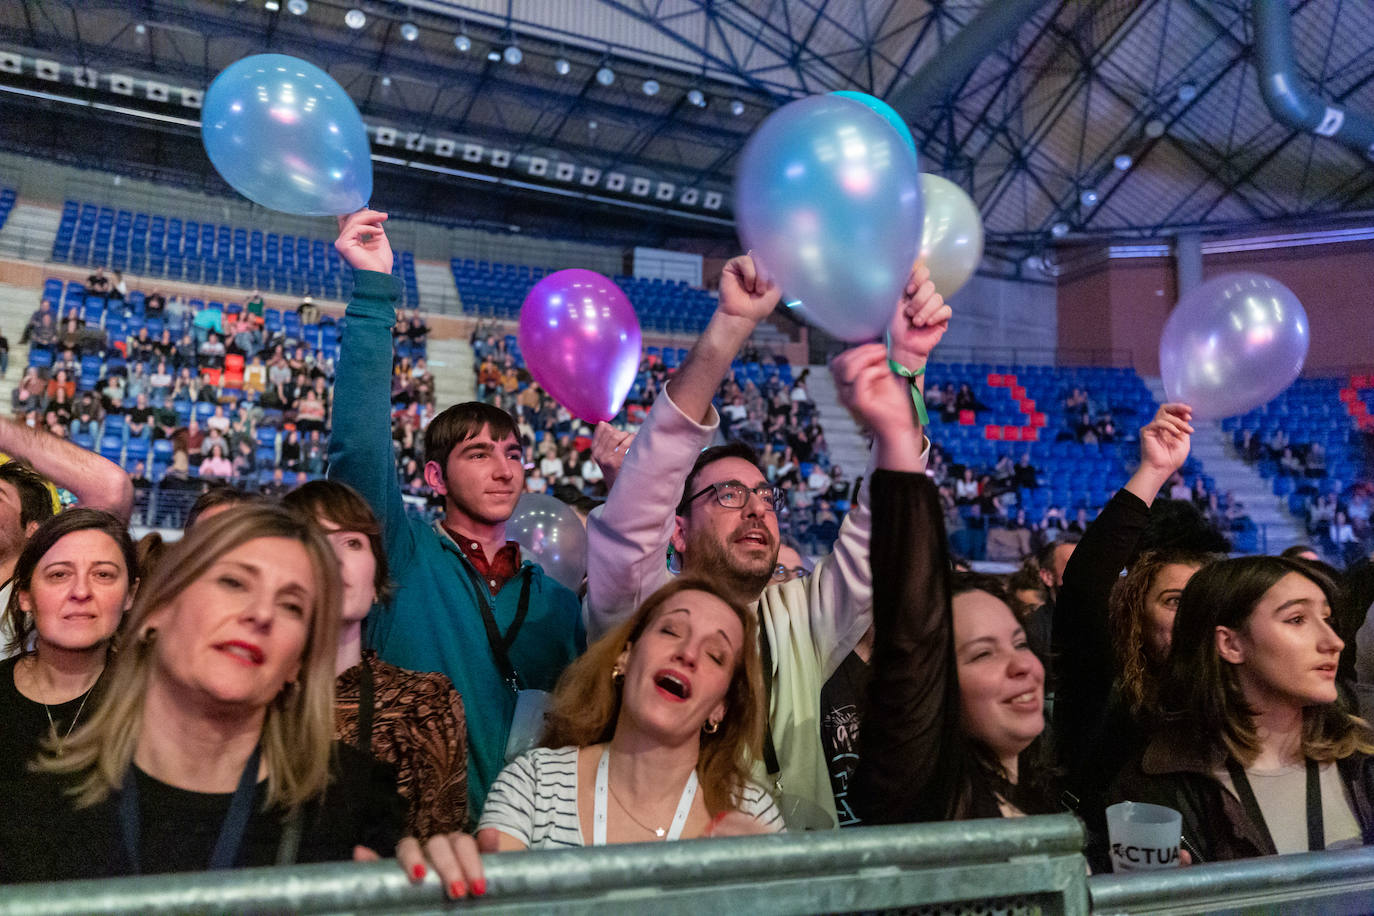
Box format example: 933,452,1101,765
518,270,642,424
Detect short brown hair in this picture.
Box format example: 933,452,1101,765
0,461,57,532
423,401,520,470
676,442,763,516
283,479,392,604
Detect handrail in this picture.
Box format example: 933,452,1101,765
0,815,1089,915
1089,845,1374,915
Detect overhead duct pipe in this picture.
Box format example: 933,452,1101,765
888,0,1054,125
1253,0,1374,162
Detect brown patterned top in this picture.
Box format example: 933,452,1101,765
335,651,468,838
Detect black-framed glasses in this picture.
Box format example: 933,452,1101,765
686,480,785,513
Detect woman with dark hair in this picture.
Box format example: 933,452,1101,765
0,504,406,880
283,480,469,838
852,471,1058,824
0,509,137,781
1113,556,1374,861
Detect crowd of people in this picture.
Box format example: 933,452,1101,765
0,207,1371,897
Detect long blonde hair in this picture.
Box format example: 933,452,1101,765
37,504,343,811
541,577,765,815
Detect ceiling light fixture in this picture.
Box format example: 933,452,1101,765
596,66,615,86
554,57,571,76
1050,222,1069,238
400,22,419,41
1177,82,1198,103
729,99,744,116
380,75,392,87
453,34,471,52
1079,188,1099,207
1113,153,1133,170
286,0,307,14
344,8,365,29
487,50,501,62
504,45,523,65
1144,119,1166,138
264,0,280,10
687,88,705,107
642,79,659,96
134,22,148,34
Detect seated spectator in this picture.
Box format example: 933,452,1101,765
1013,453,1039,490
125,394,154,441
148,360,173,400
191,301,224,343
153,396,178,441
245,289,265,324
244,355,267,396
954,468,979,505
1309,492,1338,535
954,383,986,414
144,290,166,318
296,390,327,433
231,439,256,480
0,506,406,879
1167,473,1192,502
1305,442,1327,478
12,369,45,414
1265,427,1289,461
1110,557,1370,862
45,369,75,404
992,454,1015,485
85,266,110,296
199,444,233,480
1279,446,1303,477
205,404,231,435
1238,429,1261,462
198,332,226,370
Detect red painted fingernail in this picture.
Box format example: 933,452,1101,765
410,864,426,880
473,879,487,897
449,880,467,898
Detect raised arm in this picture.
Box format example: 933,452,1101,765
850,469,954,824
327,209,415,566
0,417,133,522
1051,403,1193,758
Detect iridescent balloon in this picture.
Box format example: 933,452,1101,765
202,54,372,216
518,269,642,424
1159,273,1309,420
831,90,917,156
507,493,588,592
918,174,984,298
736,94,923,343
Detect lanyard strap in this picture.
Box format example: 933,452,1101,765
356,656,376,754
757,608,781,783
475,569,533,693
1225,758,1324,853
593,748,698,845
119,745,263,873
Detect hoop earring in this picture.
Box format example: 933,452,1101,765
611,665,624,684
703,718,720,735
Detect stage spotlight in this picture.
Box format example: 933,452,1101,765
134,23,147,34
1177,82,1198,103
504,45,523,65
1144,119,1166,138
554,58,571,76
1050,222,1069,238
687,89,705,107
454,34,471,52
730,99,744,116
400,22,419,41
596,66,615,86
265,0,280,10
642,79,659,96
380,75,392,87
286,0,307,14
344,8,365,29
1080,188,1099,207
1113,153,1133,170
487,50,501,62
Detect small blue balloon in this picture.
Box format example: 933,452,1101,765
202,54,372,216
832,90,917,156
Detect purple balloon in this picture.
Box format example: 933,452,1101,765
518,270,642,424
1160,273,1309,421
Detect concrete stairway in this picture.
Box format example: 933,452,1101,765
427,335,474,408
0,283,38,408
0,204,60,263
414,260,462,316
1143,376,1309,554
807,366,872,477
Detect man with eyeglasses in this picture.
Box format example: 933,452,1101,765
585,254,950,829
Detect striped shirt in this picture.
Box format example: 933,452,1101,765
479,746,785,848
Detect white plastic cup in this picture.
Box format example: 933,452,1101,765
1105,801,1182,872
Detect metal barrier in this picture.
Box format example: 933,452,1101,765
0,815,1090,915
1090,845,1374,915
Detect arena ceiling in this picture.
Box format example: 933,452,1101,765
0,0,1372,261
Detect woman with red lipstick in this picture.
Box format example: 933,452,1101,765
851,469,1060,824
397,577,778,898
1111,556,1374,861
0,509,137,783
0,505,406,881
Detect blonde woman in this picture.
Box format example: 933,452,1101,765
0,504,406,881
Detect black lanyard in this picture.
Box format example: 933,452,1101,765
476,569,533,694
119,745,262,874
356,656,375,754
1225,757,1325,853
757,607,780,780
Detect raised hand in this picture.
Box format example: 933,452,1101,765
1140,403,1193,477
334,208,394,275
591,421,635,490
718,252,782,324
831,343,916,440
888,263,952,367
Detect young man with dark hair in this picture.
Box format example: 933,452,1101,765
586,255,950,828
330,209,583,816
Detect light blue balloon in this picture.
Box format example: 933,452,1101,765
832,90,917,156
736,95,923,343
202,54,372,216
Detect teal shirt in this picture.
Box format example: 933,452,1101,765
329,270,584,818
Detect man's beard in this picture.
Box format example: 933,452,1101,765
681,522,778,601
